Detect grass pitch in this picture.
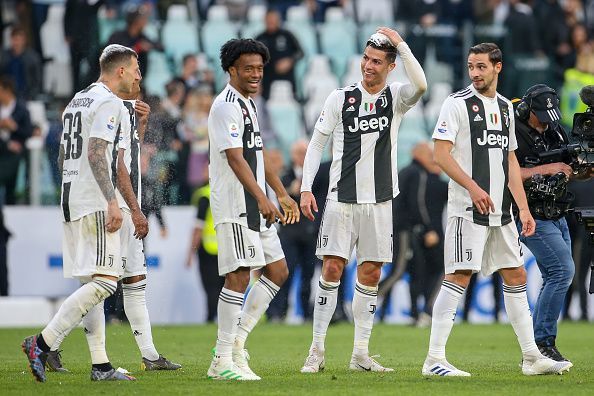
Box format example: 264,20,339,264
1,322,592,395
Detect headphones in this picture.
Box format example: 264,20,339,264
515,85,559,121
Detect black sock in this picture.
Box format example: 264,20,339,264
36,334,51,353
92,362,114,372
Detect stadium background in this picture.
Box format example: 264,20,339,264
1,0,594,327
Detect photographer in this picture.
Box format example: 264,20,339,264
513,84,593,366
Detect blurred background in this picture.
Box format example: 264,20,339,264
0,0,593,327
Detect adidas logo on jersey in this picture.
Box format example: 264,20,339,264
348,116,389,133
346,105,355,112
473,114,483,122
476,130,509,149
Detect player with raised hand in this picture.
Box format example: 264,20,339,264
300,26,427,373
206,38,299,381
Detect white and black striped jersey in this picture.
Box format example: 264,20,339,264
114,99,141,210
208,84,266,232
432,85,517,226
60,82,126,222
315,81,417,203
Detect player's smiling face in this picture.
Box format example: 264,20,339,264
361,46,395,92
467,53,501,96
119,56,142,95
229,53,264,97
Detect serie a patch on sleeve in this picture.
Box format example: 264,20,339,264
107,115,117,130
229,122,239,137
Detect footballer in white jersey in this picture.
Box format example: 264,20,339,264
60,82,126,223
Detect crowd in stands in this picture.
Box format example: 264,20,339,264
0,0,593,321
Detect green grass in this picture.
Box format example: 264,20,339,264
1,322,592,395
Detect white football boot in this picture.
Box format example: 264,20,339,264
300,347,325,373
422,356,471,377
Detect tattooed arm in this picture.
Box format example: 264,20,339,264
88,137,122,232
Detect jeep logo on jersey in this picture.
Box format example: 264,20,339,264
476,130,509,149
348,116,389,133
246,133,263,149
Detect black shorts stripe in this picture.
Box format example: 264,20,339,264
232,224,239,259
238,225,246,259
61,182,72,222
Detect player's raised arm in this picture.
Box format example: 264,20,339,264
376,27,427,107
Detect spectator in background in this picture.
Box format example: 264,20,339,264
505,0,542,56
0,75,32,205
268,140,317,322
571,23,594,73
256,9,303,100
64,0,104,92
307,0,344,23
0,25,42,100
107,5,163,78
267,0,301,20
394,142,448,327
186,171,224,323
175,54,215,94
179,87,213,197
0,199,9,296
161,79,185,120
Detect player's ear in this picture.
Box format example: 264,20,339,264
388,62,395,72
494,61,502,73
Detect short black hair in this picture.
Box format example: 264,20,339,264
220,38,270,72
99,44,138,73
468,42,502,65
365,41,397,63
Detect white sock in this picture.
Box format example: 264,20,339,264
50,324,73,352
83,301,109,364
311,276,340,353
123,279,159,361
235,275,279,351
352,280,378,356
427,280,465,360
215,288,244,363
41,278,117,347
503,283,540,360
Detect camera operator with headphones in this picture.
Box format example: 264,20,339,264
512,84,593,367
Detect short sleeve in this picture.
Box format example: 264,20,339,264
90,98,123,142
210,101,244,152
432,96,460,143
314,90,342,136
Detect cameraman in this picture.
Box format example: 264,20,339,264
513,84,592,366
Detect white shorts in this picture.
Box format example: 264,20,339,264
316,199,393,264
120,210,147,278
215,222,285,276
444,217,524,276
63,211,122,280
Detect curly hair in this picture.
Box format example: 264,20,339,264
220,38,270,72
